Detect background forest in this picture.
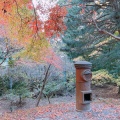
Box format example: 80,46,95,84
0,0,120,112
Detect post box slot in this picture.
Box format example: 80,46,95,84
84,93,92,101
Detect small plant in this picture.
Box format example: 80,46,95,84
0,76,9,96
43,81,66,103
12,80,30,106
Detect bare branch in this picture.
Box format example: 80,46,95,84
14,0,23,32
0,41,9,66
0,38,23,66
31,2,41,39
36,64,51,107
92,19,120,41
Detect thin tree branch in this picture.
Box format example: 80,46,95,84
0,41,9,66
14,0,23,32
92,19,120,41
36,64,51,107
32,2,41,39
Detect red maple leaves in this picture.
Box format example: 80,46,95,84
44,5,67,38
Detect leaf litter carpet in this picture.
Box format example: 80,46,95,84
0,99,120,120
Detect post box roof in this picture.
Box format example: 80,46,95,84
74,61,92,68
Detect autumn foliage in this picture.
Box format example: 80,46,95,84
0,0,67,41
0,0,67,68
44,5,67,38
0,0,34,45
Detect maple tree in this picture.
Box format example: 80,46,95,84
0,0,68,108
0,0,36,65
0,0,67,63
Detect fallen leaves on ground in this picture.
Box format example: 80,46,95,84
0,99,120,120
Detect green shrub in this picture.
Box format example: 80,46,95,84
0,76,9,96
43,81,66,97
92,69,115,86
115,77,120,86
14,81,30,103
66,78,75,92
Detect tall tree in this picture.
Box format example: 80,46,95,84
59,0,120,93
59,0,120,59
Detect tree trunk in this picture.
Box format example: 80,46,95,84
19,95,22,106
118,86,120,94
36,64,51,107
47,95,51,104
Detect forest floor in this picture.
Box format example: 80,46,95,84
0,84,120,120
